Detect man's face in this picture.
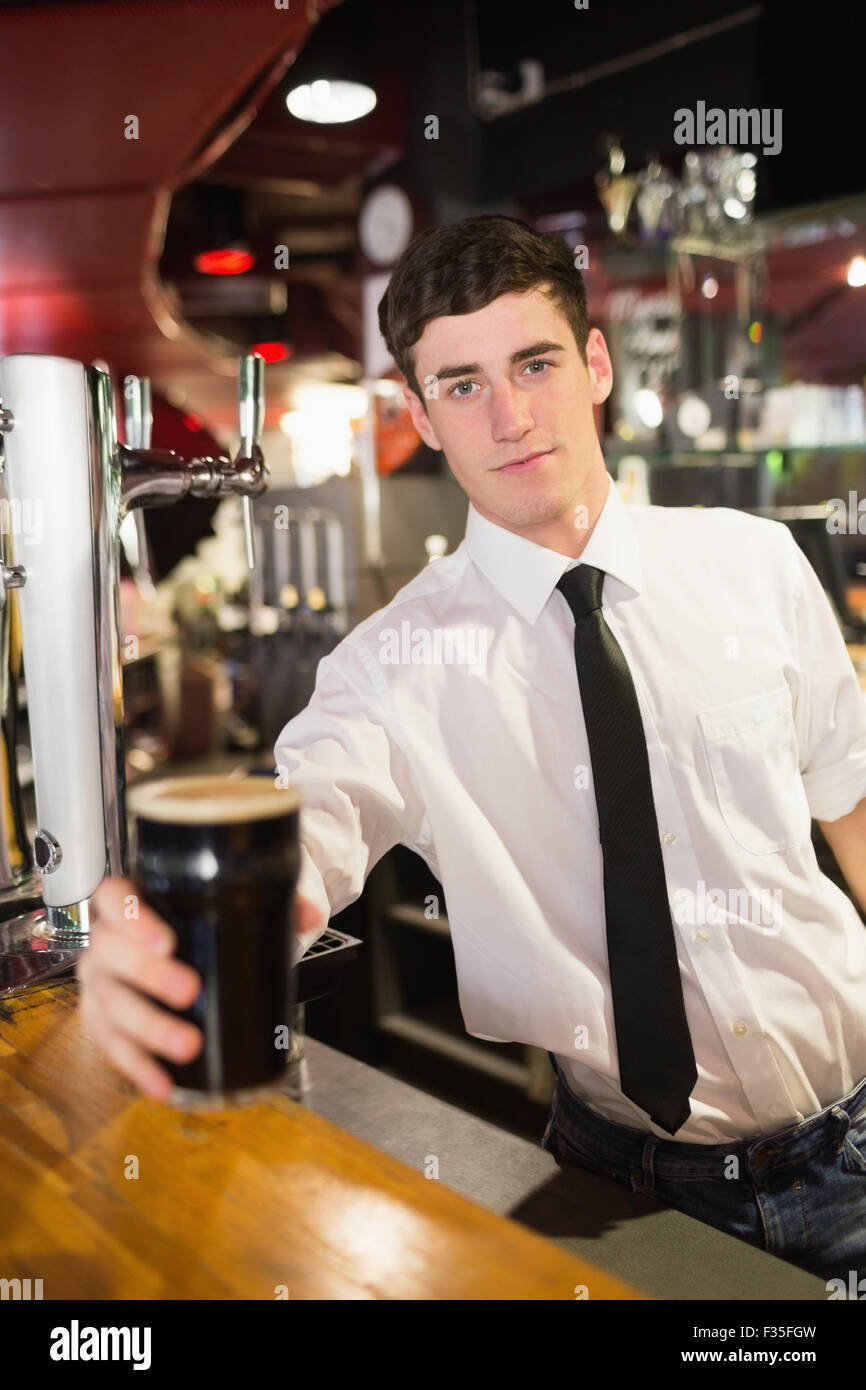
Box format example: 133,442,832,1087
401,286,613,539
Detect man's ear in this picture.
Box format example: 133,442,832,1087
586,327,614,407
402,381,442,452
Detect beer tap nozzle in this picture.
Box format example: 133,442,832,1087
121,375,158,599
233,353,268,571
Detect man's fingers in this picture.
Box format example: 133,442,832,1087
103,980,203,1065
79,877,323,1103
78,921,201,1009
91,875,175,952
94,874,324,942
294,894,323,935
112,1033,175,1103
81,1009,176,1103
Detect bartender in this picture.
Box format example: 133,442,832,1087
81,213,866,1286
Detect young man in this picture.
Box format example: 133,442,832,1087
82,215,866,1283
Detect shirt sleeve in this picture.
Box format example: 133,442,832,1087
273,637,428,963
783,524,866,821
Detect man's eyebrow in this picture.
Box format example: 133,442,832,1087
432,340,567,382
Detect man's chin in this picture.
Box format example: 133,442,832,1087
477,487,575,529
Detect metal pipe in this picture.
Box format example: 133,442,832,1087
466,1,764,120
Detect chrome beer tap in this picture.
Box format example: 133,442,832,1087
121,354,266,567
0,352,268,995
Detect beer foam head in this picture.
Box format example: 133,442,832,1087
127,774,300,825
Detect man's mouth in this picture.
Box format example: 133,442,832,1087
495,449,553,474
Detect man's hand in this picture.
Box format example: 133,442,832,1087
77,875,323,1103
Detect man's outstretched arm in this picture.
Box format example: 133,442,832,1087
818,796,866,914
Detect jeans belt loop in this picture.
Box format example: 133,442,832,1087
831,1104,850,1154
640,1135,660,1192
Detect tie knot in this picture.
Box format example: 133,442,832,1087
556,563,606,621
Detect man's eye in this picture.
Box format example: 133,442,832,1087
447,360,551,398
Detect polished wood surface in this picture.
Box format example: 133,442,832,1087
0,980,646,1300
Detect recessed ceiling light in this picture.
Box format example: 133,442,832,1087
286,79,376,124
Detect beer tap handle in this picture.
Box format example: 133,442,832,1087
123,373,153,452
238,354,264,571
122,376,157,597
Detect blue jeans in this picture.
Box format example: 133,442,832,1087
541,1052,866,1285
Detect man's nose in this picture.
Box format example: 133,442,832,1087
489,382,535,439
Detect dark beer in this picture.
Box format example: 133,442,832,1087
127,774,300,1110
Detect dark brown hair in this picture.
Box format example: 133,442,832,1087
377,214,589,407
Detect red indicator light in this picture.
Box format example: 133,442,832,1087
251,342,291,363
194,247,254,275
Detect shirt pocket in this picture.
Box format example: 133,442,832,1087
697,684,811,854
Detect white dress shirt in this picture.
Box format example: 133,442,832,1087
275,470,866,1143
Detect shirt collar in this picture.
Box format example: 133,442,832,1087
463,470,642,625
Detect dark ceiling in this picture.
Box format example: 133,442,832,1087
0,0,863,448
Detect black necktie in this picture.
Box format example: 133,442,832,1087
556,563,697,1135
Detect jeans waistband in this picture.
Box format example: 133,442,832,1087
548,1052,866,1179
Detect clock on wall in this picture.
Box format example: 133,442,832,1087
359,184,414,267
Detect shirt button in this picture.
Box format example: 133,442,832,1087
695,929,711,942
661,832,677,846
769,1103,786,1118
732,1022,748,1036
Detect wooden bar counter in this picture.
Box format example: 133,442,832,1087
0,979,646,1300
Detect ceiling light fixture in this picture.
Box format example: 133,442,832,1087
286,78,376,124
